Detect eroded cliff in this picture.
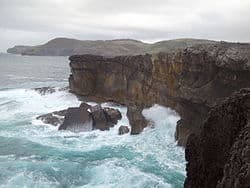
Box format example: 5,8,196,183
185,88,250,188
69,42,250,146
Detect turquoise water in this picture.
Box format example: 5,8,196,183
0,53,185,188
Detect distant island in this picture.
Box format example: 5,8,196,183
7,37,216,56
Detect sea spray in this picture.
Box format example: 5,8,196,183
0,54,185,188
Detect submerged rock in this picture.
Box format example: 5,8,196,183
34,87,56,95
79,102,91,109
118,126,130,135
34,86,69,95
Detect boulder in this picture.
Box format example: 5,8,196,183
91,105,110,131
36,109,67,126
79,102,91,109
37,103,123,133
118,126,130,135
58,107,93,132
103,107,122,125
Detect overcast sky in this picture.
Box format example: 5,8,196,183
0,0,249,51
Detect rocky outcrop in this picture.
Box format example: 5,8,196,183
69,42,250,146
36,109,67,126
127,105,149,134
185,88,250,188
37,103,122,132
118,126,130,135
58,106,93,132
103,107,122,126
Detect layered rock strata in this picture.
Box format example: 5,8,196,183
69,42,250,146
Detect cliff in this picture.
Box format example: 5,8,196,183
68,42,250,146
185,88,250,188
7,37,215,56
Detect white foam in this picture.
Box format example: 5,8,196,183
0,88,80,120
0,88,186,187
82,158,172,188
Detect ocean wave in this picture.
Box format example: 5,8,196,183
0,88,185,187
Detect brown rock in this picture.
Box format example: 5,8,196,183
185,89,250,188
68,42,250,146
118,126,130,135
103,107,122,125
127,105,149,135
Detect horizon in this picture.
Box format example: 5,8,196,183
2,36,250,53
1,0,250,52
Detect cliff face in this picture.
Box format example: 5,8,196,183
69,42,250,146
185,88,250,188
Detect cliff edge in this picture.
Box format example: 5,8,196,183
185,88,250,188
68,42,250,146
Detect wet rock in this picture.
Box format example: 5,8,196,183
127,105,149,134
36,109,67,126
38,103,122,133
79,102,91,110
58,107,93,132
103,107,122,125
34,87,56,95
175,119,193,146
118,126,130,135
58,86,69,91
91,105,109,131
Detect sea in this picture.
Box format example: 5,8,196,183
0,53,186,188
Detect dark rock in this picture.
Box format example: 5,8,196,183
68,42,250,146
79,102,91,110
58,86,69,91
175,119,193,146
127,105,149,134
91,105,109,131
118,126,130,135
34,87,56,95
58,107,93,132
36,109,67,126
37,103,122,133
185,89,250,188
63,135,80,138
103,107,122,125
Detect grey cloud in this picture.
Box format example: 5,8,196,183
0,0,249,52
